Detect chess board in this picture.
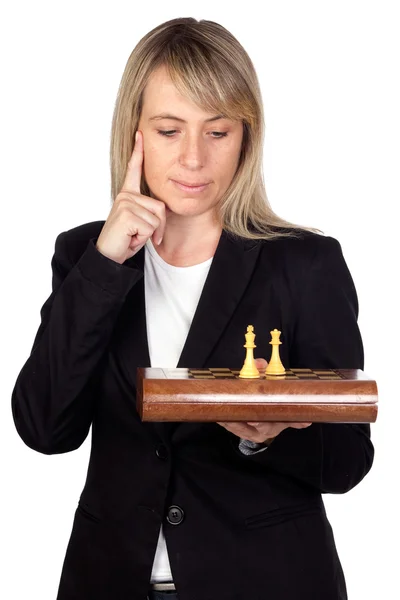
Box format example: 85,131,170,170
136,368,378,423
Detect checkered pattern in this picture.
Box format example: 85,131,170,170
188,368,345,380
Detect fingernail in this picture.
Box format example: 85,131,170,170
158,237,163,245
135,131,139,143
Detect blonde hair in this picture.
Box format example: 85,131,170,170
110,17,318,240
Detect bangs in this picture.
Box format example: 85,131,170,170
158,40,257,127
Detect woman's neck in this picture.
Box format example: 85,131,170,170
154,211,222,267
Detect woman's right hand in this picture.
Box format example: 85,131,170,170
96,130,167,264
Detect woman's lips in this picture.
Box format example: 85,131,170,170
172,180,210,193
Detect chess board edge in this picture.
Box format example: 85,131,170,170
136,368,378,424
138,404,377,423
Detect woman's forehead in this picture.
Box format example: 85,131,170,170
141,64,244,124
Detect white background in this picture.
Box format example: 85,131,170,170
1,1,398,598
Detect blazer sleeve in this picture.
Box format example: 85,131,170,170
231,236,374,494
11,232,142,455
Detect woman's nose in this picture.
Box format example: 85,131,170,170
179,135,206,168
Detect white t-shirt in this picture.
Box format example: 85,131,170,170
144,238,213,583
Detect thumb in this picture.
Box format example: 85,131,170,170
254,357,268,368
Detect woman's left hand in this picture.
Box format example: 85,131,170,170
216,420,312,445
216,358,312,445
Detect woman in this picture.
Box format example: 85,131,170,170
11,17,374,600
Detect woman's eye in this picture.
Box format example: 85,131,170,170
157,130,228,139
157,130,176,137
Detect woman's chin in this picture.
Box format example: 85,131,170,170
165,205,214,219
149,190,220,219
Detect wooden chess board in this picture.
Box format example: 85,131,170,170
136,368,378,423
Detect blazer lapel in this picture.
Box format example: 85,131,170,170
177,230,262,368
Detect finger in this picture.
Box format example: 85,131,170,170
152,208,166,246
254,357,268,369
217,421,258,437
133,196,167,245
129,202,161,232
127,215,155,248
121,130,143,194
290,422,312,429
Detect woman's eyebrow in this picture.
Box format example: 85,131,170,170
148,113,226,123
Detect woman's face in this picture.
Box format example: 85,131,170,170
137,65,244,219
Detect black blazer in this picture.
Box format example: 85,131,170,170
12,221,374,600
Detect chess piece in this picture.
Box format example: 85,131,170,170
265,329,286,376
239,325,261,379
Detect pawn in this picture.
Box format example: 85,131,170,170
239,325,261,379
265,329,286,376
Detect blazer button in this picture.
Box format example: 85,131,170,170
155,444,168,460
166,505,185,525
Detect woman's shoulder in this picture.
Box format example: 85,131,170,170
261,228,353,293
236,226,343,263
270,227,342,255
228,226,348,286
249,227,353,295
